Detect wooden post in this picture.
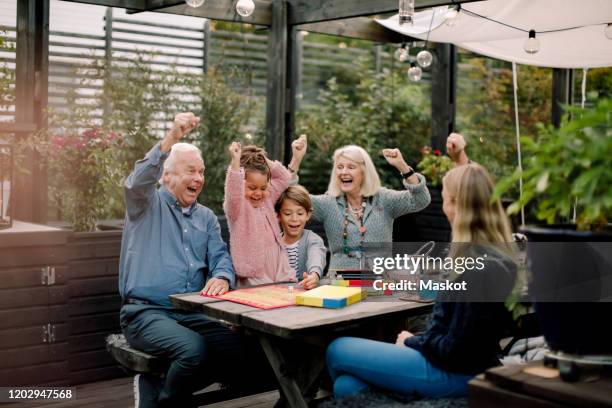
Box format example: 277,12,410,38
552,68,574,128
430,42,456,151
103,7,112,121
265,0,288,161
202,18,210,73
14,0,49,223
284,24,301,163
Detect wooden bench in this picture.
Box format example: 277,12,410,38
105,333,168,376
105,333,278,405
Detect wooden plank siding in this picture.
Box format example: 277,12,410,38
0,223,71,386
66,229,124,385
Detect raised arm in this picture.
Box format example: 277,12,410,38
446,132,470,167
124,112,200,220
267,159,292,204
380,148,431,218
287,134,307,174
223,141,244,222
382,148,419,185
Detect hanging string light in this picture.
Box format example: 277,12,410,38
394,43,409,62
416,49,433,67
415,7,436,69
408,63,422,82
605,23,612,40
444,4,461,26
523,29,540,54
399,0,415,25
236,0,255,17
186,0,205,7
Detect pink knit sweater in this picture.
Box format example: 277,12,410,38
223,161,295,285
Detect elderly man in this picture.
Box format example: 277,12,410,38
119,112,241,407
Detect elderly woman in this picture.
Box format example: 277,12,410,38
289,136,431,270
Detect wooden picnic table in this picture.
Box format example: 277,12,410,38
170,290,433,408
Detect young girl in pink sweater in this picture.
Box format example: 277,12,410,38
224,140,303,286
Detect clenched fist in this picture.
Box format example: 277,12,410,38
292,134,307,160
169,112,200,141
228,141,242,170
446,133,466,158
382,148,408,171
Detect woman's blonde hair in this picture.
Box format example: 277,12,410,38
443,164,513,247
327,145,381,197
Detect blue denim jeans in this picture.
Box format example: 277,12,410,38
120,304,246,407
326,337,474,399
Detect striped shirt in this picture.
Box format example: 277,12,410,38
284,242,300,276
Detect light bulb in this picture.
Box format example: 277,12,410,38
605,24,612,40
394,45,409,62
408,63,422,82
523,29,540,54
185,0,205,8
399,0,415,25
444,5,460,26
236,0,255,17
416,50,433,68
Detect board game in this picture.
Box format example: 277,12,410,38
206,284,305,309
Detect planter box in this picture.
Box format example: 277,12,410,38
66,228,125,385
0,221,128,386
0,221,71,386
522,225,612,355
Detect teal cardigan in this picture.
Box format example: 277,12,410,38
309,174,431,270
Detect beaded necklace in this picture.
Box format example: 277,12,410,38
342,196,367,258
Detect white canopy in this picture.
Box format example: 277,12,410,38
376,0,612,69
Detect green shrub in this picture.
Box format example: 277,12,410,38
493,98,612,230
297,62,431,193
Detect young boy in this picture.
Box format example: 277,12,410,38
276,185,327,289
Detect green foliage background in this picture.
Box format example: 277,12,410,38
5,20,612,229
296,61,431,194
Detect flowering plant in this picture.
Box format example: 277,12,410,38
45,127,123,231
417,146,453,187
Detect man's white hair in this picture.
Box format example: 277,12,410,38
160,143,203,186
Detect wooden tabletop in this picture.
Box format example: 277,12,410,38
170,292,432,338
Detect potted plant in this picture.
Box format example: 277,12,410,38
417,146,453,188
493,97,612,356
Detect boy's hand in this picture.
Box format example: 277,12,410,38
299,271,319,290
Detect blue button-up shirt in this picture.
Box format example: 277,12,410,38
119,142,235,307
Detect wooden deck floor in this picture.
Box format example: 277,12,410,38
5,377,282,408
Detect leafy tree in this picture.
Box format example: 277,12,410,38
456,57,552,189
